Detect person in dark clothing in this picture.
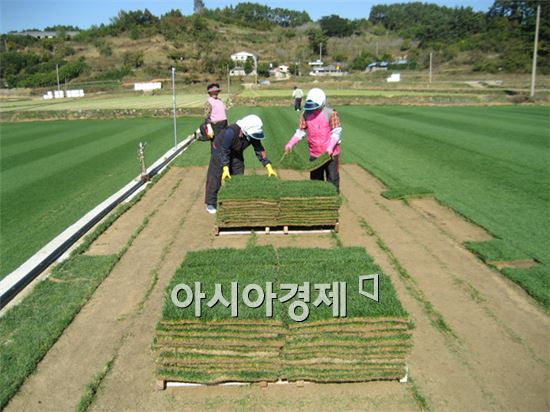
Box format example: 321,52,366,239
205,115,277,213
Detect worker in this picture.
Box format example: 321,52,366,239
284,88,342,192
204,83,227,139
205,114,278,214
292,86,304,111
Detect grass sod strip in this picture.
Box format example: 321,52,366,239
381,187,433,200
155,247,411,384
464,239,533,263
218,175,338,200
500,265,550,308
0,255,117,409
279,151,332,172
0,184,155,409
182,246,278,269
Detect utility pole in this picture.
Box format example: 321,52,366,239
429,52,433,84
319,43,322,62
227,65,230,97
530,4,541,98
253,55,258,85
171,67,177,148
56,63,60,91
376,41,379,57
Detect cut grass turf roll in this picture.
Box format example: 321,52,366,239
154,246,411,384
217,176,340,229
279,151,332,172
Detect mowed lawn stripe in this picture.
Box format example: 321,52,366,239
366,106,548,171
2,120,171,190
0,117,198,278
1,121,134,173
339,106,550,264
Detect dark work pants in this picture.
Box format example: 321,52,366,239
211,120,227,139
294,98,302,111
205,152,246,206
310,154,340,193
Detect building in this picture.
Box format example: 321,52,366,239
229,51,257,76
308,59,324,67
230,51,256,63
366,62,389,72
309,64,348,77
270,65,290,79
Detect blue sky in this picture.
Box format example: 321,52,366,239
0,0,495,33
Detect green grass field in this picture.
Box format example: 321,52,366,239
175,105,550,304
239,88,475,98
0,93,208,112
2,105,548,299
0,117,198,278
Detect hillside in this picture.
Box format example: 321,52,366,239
1,1,548,90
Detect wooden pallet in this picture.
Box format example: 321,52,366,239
214,223,339,236
156,366,408,390
156,379,310,390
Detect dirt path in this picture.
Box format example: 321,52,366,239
7,164,549,411
338,164,549,411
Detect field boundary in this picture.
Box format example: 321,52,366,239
0,135,196,310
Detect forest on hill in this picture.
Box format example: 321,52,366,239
1,1,548,88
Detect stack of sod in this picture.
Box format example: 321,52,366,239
279,151,332,172
217,175,340,228
277,248,411,382
155,247,285,383
154,246,411,384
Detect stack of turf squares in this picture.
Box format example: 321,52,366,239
217,175,340,228
279,151,332,172
154,246,412,384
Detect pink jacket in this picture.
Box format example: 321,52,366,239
208,96,227,123
305,109,340,157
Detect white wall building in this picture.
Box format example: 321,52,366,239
231,51,256,63
134,82,162,91
229,51,257,76
270,65,290,79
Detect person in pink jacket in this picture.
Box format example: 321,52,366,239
204,83,227,138
285,88,342,191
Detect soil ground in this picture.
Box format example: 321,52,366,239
6,165,549,411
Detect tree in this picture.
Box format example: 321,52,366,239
203,3,311,28
244,56,254,75
306,28,328,56
319,15,353,37
350,51,375,71
257,62,270,77
194,0,206,14
123,50,144,68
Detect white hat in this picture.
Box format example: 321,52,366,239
304,88,326,111
236,114,265,140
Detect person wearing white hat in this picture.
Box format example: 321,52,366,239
205,114,278,214
284,88,342,191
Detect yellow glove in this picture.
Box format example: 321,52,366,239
222,166,231,182
266,163,278,177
